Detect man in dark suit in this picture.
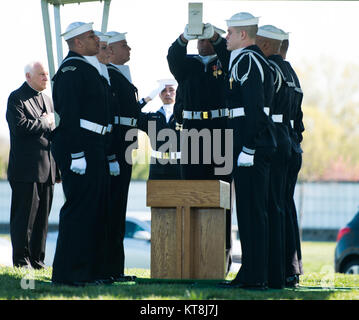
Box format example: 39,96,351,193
6,61,57,269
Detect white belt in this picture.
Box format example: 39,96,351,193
263,107,270,116
151,150,181,160
228,107,245,118
211,108,230,118
80,119,108,135
114,116,119,124
290,120,294,128
272,114,283,123
107,124,113,133
183,110,203,120
183,108,229,120
120,117,137,127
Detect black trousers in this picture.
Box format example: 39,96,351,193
285,151,304,277
267,142,291,288
9,179,54,268
51,140,109,283
180,119,230,180
106,156,132,277
180,118,210,180
149,161,181,180
232,146,274,285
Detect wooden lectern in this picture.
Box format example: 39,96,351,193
147,180,230,280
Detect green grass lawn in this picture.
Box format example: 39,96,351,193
301,241,337,273
0,241,359,300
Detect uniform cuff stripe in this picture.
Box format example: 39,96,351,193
71,151,85,159
242,147,255,155
177,37,187,47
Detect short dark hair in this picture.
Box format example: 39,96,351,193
66,32,89,50
66,37,76,50
280,39,289,55
235,25,258,39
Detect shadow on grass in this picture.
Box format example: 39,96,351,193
0,271,353,300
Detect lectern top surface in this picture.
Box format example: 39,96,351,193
146,180,230,209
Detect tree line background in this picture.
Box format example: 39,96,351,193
1,56,358,182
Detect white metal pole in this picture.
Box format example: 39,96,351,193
40,0,56,86
53,4,64,67
101,0,112,33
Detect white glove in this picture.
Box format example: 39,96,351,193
147,83,166,100
198,23,214,39
109,160,120,176
183,24,198,41
237,152,254,167
43,112,55,126
70,157,87,175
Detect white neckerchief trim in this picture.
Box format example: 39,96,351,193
100,63,111,85
111,63,132,83
84,56,102,74
84,56,111,85
229,47,245,71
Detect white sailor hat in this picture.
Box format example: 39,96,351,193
226,12,259,27
257,25,287,41
94,30,110,42
157,78,178,87
61,22,94,41
106,31,128,44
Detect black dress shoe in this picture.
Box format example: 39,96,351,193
111,274,137,282
218,281,268,290
285,275,299,288
14,258,32,269
52,281,86,287
52,280,102,287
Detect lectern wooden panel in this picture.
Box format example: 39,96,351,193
147,180,230,280
150,208,180,278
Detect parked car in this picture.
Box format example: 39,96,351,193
124,212,151,269
334,209,359,274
